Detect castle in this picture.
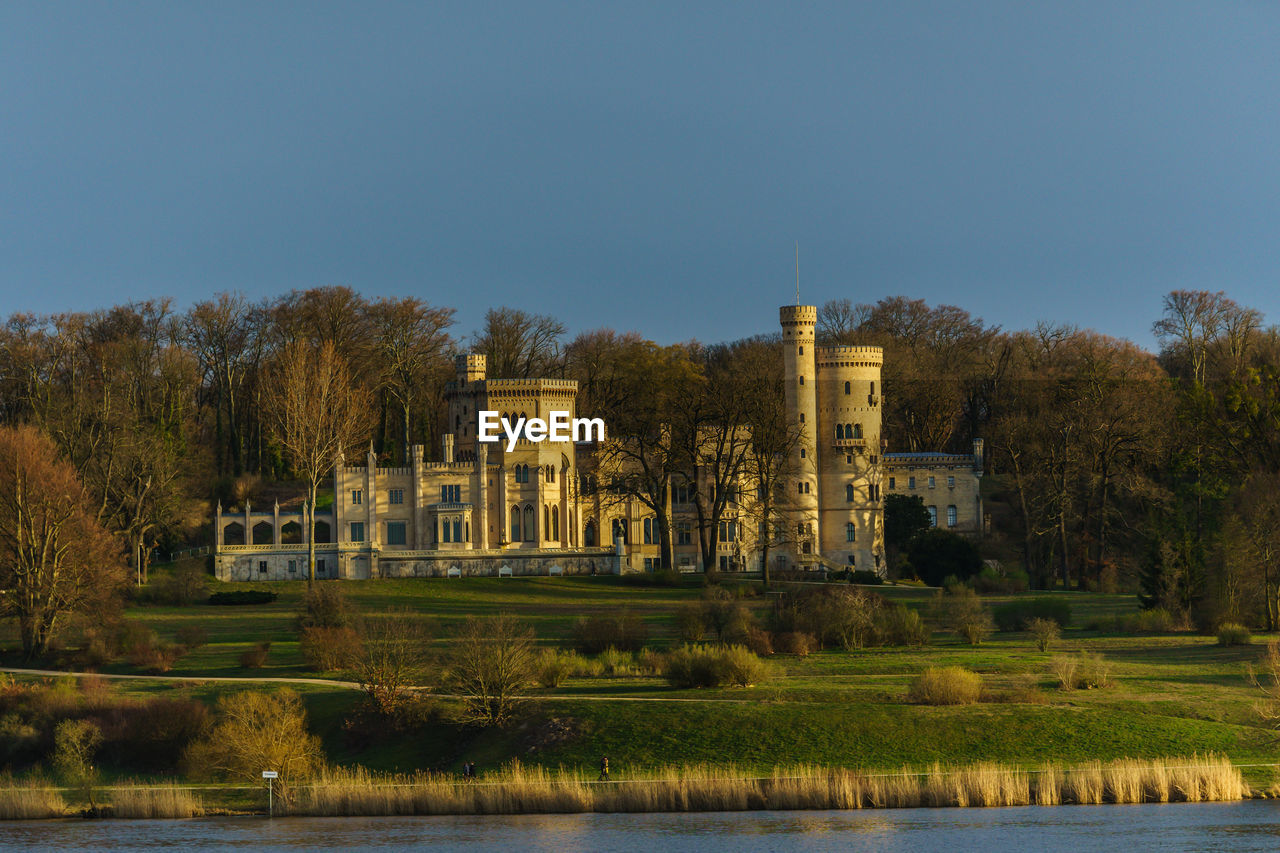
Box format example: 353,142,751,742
213,305,983,581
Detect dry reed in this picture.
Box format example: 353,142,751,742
295,755,1247,816
108,783,203,818
0,778,66,820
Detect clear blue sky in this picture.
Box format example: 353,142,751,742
2,2,1278,348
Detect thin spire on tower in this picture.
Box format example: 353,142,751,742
795,241,800,305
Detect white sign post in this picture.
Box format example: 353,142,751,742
262,770,279,816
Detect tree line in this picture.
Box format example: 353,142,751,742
1,285,1279,655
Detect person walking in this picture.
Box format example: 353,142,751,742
598,755,610,782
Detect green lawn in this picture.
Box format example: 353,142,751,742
6,574,1279,782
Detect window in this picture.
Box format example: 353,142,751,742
720,555,729,571
288,560,297,573
317,559,326,576
846,484,855,502
836,424,844,439
643,518,653,544
844,381,851,395
440,484,461,503
351,490,363,505
853,424,863,439
870,381,876,396
948,476,955,488
798,345,803,355
678,525,692,545
870,455,877,464
258,560,267,574
351,522,365,542
524,506,535,541
927,506,937,527
908,476,916,489
442,517,452,543
387,522,407,546
389,489,404,505
800,413,804,423
511,506,522,542
847,455,853,463
718,520,738,542
888,477,896,489
928,476,936,489
947,505,958,527
800,447,806,458
799,375,804,385
846,522,856,542
453,517,462,542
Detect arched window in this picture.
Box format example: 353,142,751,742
452,517,461,542
443,517,452,543
844,381,851,394
853,424,863,439
836,424,844,439
584,518,597,547
846,522,856,542
552,506,560,540
846,484,854,502
643,517,652,544
799,375,804,385
549,465,555,483
612,518,628,545
510,505,521,542
544,505,550,539
870,381,876,396
523,505,535,541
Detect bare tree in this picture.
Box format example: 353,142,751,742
474,307,565,379
0,425,128,659
366,297,454,463
262,341,373,581
447,614,537,727
353,609,432,714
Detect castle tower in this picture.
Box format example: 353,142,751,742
457,353,487,383
780,305,820,563
815,344,884,571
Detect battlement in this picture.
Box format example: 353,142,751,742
484,378,580,392
817,344,884,357
456,353,487,383
779,305,818,326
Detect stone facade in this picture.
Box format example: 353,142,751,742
213,304,983,580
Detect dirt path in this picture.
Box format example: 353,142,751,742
0,667,775,703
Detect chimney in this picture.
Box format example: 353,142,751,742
442,433,455,465
972,438,985,475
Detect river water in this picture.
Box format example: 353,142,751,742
2,801,1280,851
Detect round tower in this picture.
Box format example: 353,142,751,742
780,305,820,565
815,344,884,571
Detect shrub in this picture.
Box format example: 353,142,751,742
970,564,1029,594
1027,617,1061,652
53,719,103,800
776,586,883,650
743,626,775,656
447,615,537,727
176,625,209,649
660,644,772,688
297,583,353,630
716,645,773,686
992,598,1073,632
1053,652,1111,689
300,626,362,671
774,631,817,656
597,647,636,677
907,667,982,705
533,649,577,688
208,590,277,606
849,569,884,585
571,612,649,653
238,642,270,669
939,588,994,645
1117,607,1177,634
908,529,983,586
1218,623,1252,646
875,605,931,647
152,563,210,606
675,603,708,643
622,569,682,587
125,629,187,673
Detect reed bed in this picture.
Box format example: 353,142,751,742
107,783,204,819
0,778,66,820
295,755,1247,816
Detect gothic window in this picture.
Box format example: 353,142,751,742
853,424,863,439
510,505,521,542
846,522,856,542
643,517,652,544
453,517,462,542
846,484,854,502
552,506,560,540
844,381,851,395
523,505,535,541
836,424,844,439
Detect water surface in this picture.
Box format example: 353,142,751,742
3,801,1280,851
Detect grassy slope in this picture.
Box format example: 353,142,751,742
8,574,1278,777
